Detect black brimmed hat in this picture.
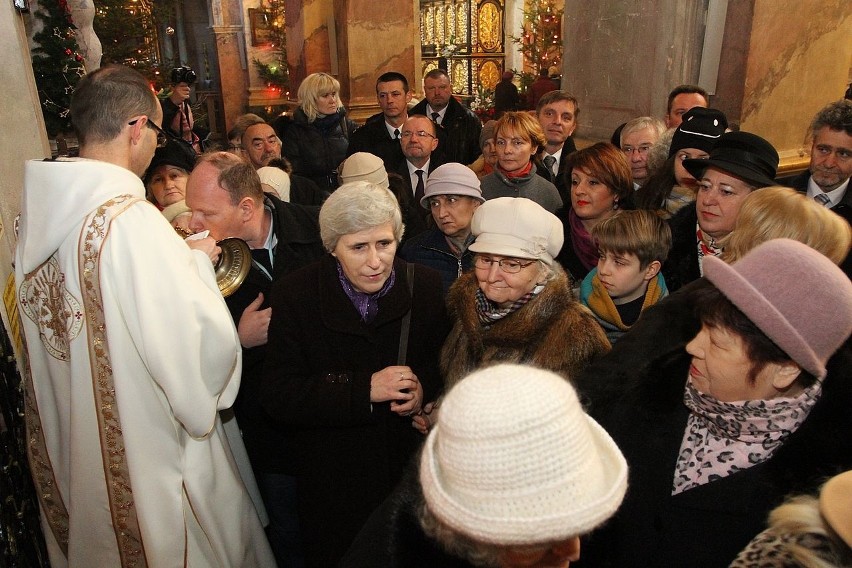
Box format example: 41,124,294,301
683,131,778,187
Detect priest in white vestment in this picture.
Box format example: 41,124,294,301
15,65,275,567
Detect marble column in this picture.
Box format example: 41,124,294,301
561,0,705,141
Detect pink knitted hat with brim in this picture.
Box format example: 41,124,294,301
702,238,852,380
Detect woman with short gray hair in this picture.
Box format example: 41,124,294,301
260,181,450,567
319,181,404,252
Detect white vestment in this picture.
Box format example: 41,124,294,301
15,158,275,567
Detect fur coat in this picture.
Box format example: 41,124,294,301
441,264,610,387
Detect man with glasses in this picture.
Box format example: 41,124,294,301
14,65,275,567
347,71,412,169
620,116,666,189
389,115,446,241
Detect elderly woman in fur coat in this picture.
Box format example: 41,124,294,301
414,197,608,433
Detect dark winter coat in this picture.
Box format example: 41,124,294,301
441,265,610,388
410,96,482,165
260,255,451,568
575,282,852,568
398,227,475,294
338,464,475,568
227,193,324,474
280,107,357,192
662,203,702,292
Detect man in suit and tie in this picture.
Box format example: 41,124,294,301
410,68,482,165
777,100,852,222
392,114,444,239
535,90,579,205
346,72,412,169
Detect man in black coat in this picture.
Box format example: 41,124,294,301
410,68,482,165
535,90,579,204
185,151,325,566
347,71,412,170
776,99,852,223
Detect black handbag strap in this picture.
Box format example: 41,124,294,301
397,263,415,365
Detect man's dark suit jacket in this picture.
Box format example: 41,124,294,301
347,112,405,170
537,140,577,206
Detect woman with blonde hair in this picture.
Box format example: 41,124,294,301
480,111,562,213
721,185,851,268
280,72,357,192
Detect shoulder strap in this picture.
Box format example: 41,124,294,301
396,262,415,365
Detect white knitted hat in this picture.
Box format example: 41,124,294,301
420,363,628,546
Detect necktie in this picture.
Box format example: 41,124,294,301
393,128,400,139
543,155,557,175
814,192,831,207
431,112,440,124
414,169,426,206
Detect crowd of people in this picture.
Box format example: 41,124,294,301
14,62,852,568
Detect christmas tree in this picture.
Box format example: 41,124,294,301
509,0,563,87
30,0,86,137
252,0,290,96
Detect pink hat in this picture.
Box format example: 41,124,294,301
702,239,852,380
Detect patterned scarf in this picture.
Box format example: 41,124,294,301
672,378,822,495
569,208,600,271
695,224,723,276
584,270,667,330
336,261,396,323
474,285,544,327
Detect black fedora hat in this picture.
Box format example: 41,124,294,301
683,131,779,187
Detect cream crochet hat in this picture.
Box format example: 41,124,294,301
420,363,628,546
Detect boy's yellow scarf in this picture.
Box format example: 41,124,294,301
586,273,665,330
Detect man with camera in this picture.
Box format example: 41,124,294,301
163,65,202,152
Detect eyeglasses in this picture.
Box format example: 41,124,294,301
475,255,537,274
622,144,652,156
128,117,172,148
400,130,436,140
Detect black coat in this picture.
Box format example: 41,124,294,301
398,227,475,294
347,112,405,170
391,158,444,243
410,96,482,165
575,283,852,568
339,465,475,568
226,193,325,474
260,256,450,568
662,203,701,292
776,171,852,222
279,108,357,192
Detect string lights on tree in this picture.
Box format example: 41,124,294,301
252,0,290,97
509,0,564,90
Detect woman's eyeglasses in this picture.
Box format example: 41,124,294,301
475,255,536,274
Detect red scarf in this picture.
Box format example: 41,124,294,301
497,160,534,179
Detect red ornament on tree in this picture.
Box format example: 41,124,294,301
75,54,83,62
64,48,72,55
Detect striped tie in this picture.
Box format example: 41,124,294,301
814,192,831,207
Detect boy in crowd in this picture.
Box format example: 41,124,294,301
579,210,672,343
